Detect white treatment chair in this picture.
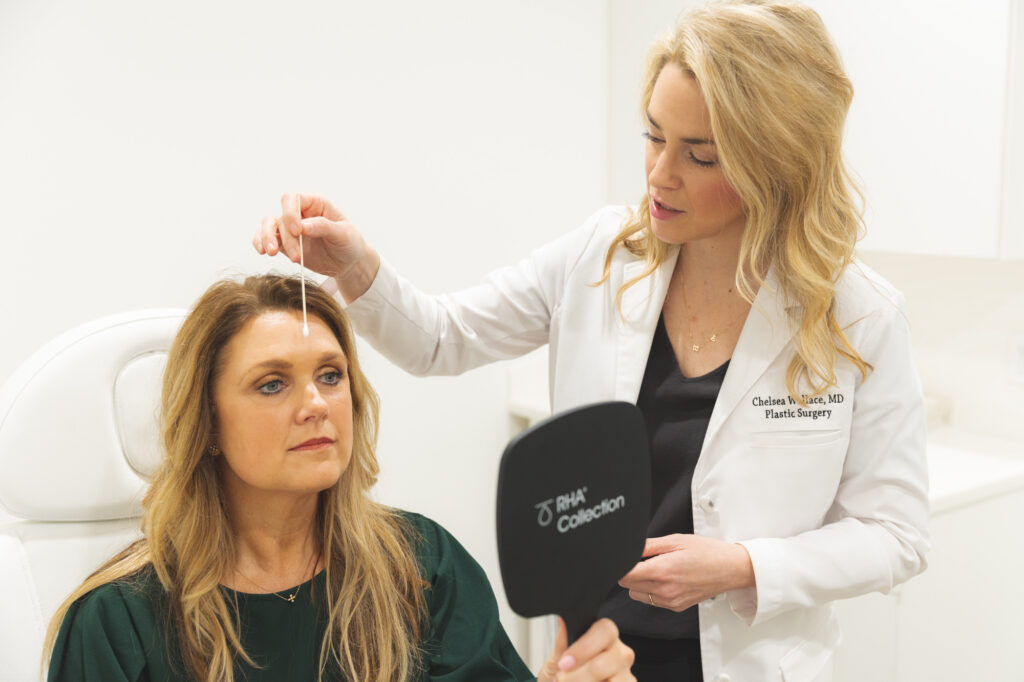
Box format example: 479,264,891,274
0,309,185,681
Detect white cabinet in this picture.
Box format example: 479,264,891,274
813,0,1021,258
833,442,1024,682
608,0,1024,258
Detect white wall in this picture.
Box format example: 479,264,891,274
0,0,608,649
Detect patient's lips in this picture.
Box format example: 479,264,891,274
289,437,335,452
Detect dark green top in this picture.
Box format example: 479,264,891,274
48,512,534,681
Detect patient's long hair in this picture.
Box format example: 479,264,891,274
598,0,871,400
44,275,427,682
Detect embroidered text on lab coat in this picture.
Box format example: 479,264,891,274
752,392,846,421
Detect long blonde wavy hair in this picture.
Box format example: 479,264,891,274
600,0,870,399
44,275,427,681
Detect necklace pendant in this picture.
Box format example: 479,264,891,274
691,344,700,352
286,593,296,602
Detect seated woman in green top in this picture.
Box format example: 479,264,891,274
44,274,635,682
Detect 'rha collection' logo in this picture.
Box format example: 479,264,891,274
534,486,626,534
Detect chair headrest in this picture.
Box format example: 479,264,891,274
0,309,185,521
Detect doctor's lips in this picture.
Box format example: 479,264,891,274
289,437,336,452
650,196,684,220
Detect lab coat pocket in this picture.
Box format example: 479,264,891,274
750,429,843,449
779,611,840,682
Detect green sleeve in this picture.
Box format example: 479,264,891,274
47,583,150,682
406,512,536,682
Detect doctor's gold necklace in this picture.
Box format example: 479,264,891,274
679,283,748,353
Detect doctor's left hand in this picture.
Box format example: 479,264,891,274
618,534,755,612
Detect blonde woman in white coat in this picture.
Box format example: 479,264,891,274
254,2,929,680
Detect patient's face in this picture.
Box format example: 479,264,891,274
212,310,353,501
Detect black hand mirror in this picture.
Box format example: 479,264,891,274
496,401,651,643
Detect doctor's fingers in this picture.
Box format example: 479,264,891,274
642,534,687,558
275,193,305,261
255,216,284,257
279,193,347,234
617,553,667,586
276,193,349,261
625,587,698,613
617,570,660,592
264,193,308,261
255,215,306,262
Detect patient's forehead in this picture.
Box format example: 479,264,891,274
218,311,345,378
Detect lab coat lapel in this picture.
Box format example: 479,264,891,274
613,248,679,403
698,268,796,469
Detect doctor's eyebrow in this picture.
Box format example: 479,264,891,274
645,110,715,145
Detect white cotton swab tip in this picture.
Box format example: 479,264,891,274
299,231,309,337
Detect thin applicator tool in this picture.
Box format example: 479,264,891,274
299,231,309,337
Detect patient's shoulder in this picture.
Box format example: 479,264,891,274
397,509,445,543
67,566,162,633
393,510,479,581
49,567,163,680
395,509,447,568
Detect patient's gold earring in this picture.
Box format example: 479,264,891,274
208,444,220,456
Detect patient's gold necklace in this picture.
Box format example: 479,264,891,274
234,549,319,603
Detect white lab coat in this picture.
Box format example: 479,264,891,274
341,205,929,682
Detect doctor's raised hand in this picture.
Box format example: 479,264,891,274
255,193,381,304
254,2,929,680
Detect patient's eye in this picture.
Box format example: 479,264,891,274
319,369,344,386
257,379,285,395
